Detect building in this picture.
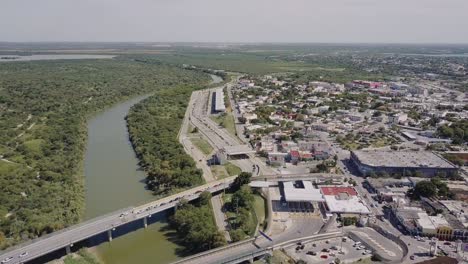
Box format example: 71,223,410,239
282,181,324,203
351,150,458,177
268,152,287,166
320,186,371,215
213,88,226,113
389,112,408,124
392,206,425,236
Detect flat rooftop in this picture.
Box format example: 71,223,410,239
321,186,357,196
214,88,226,112
352,150,457,169
282,181,325,202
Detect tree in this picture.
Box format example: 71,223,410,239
198,191,212,206
230,229,245,242
238,116,247,124
233,172,252,190
232,186,254,209
411,181,437,199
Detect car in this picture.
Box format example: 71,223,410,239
342,237,347,242
325,240,330,244
329,253,336,257
330,246,338,250
306,251,317,256
320,255,328,259
410,255,415,260
1,257,13,263
444,241,451,245
322,248,330,252
19,252,28,258
312,243,317,247
119,213,125,218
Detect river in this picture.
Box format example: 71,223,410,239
83,74,222,264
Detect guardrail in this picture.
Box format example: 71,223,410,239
171,237,256,264
0,207,132,257
173,232,342,264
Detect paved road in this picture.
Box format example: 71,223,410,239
174,218,328,264
350,227,403,262
0,177,236,264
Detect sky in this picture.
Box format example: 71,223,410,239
1,0,468,43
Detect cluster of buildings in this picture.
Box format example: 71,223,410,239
391,199,468,241
267,180,371,216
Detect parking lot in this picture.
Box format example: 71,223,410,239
285,236,371,264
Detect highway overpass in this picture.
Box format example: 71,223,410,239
172,232,342,264
0,176,237,264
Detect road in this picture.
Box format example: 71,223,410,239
173,218,328,264
188,83,275,176
0,177,236,264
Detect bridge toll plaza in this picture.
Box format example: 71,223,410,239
215,145,256,164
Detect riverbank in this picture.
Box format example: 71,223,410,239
0,58,211,250
86,74,223,264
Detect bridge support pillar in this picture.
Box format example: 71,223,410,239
66,245,71,255
107,229,113,242
144,216,148,228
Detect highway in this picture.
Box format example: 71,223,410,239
0,176,236,264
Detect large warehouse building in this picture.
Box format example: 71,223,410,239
351,150,458,177
212,88,226,113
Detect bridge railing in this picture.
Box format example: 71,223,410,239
172,231,342,264
0,207,133,256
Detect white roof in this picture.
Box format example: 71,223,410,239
214,88,226,111
323,195,371,214
283,181,325,202
249,181,275,188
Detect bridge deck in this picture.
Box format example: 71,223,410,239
0,176,236,264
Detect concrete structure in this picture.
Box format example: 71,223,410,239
351,150,458,177
216,145,256,164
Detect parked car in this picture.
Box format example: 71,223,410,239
306,251,316,256
320,255,328,259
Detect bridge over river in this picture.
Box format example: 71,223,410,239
0,176,236,264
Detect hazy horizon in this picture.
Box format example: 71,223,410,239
2,0,468,43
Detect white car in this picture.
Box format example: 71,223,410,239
19,252,28,258
1,257,13,263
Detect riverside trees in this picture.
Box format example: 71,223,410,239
0,58,209,248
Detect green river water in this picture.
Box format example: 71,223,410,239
83,75,222,264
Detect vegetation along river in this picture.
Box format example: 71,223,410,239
83,74,222,264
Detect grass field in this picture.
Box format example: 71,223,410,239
224,162,241,176
191,136,213,155
210,113,237,138
252,194,266,231
211,165,228,179
210,162,241,179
